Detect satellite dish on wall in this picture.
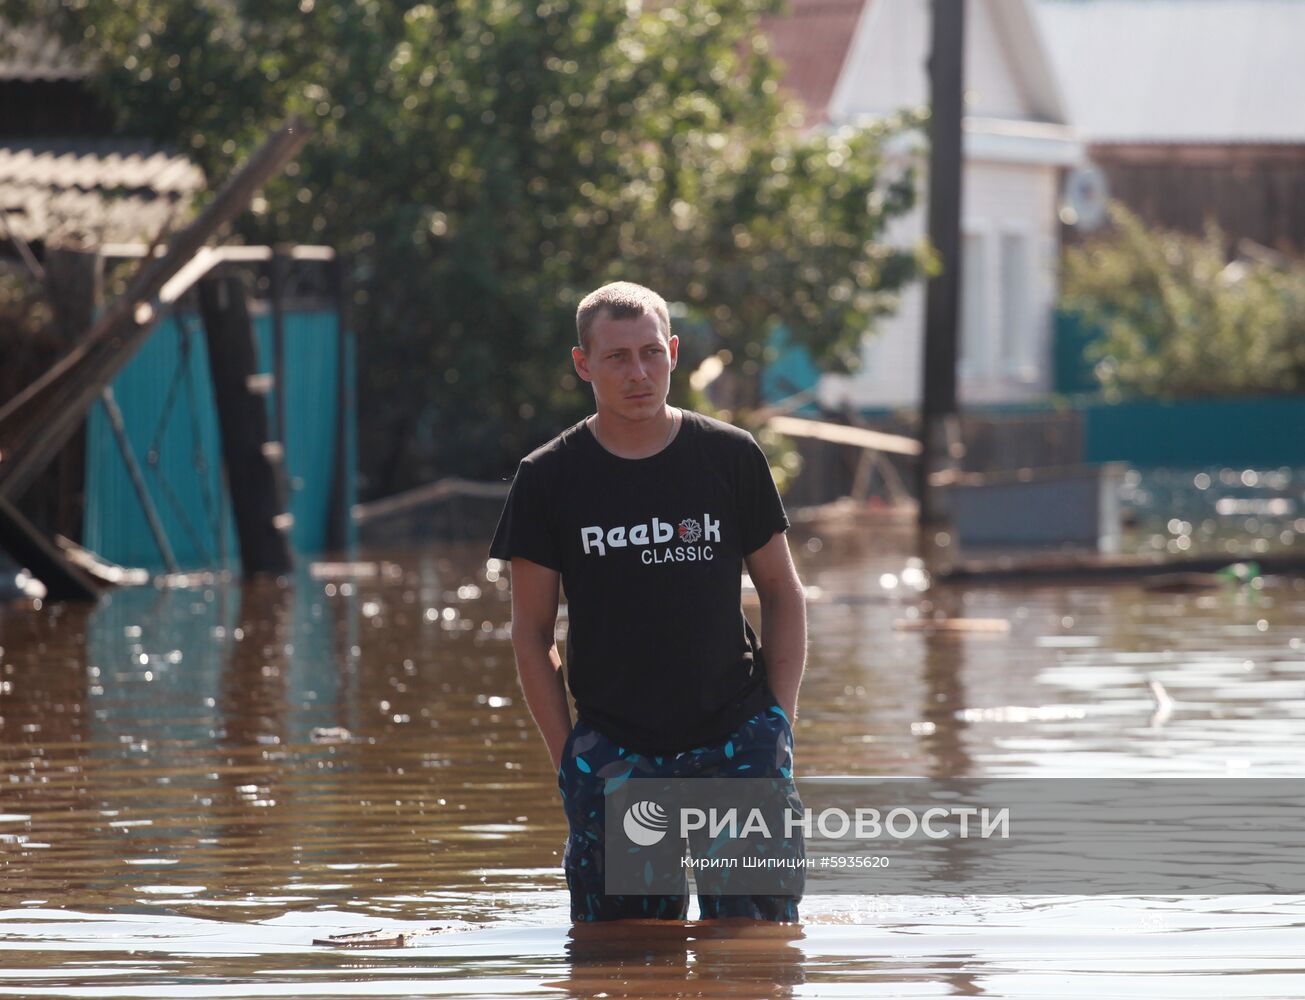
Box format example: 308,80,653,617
1060,165,1109,230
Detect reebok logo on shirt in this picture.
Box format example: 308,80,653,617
580,513,721,564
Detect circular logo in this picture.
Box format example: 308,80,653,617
677,518,702,544
623,799,669,846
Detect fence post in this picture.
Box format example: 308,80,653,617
198,274,294,577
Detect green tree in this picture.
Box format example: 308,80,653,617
7,0,925,494
1063,203,1305,401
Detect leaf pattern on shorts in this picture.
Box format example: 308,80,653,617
571,729,602,757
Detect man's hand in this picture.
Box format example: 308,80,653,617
745,532,807,723
508,557,573,770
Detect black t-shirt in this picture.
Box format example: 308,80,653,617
489,410,789,754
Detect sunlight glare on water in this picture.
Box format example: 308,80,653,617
2,517,1305,996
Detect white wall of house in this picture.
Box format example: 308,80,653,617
814,0,1080,410
820,155,1062,409
958,160,1061,403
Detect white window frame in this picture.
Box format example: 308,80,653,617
958,222,993,380
997,224,1035,381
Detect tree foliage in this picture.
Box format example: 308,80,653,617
1063,204,1305,401
7,0,926,493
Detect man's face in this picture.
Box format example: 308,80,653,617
572,310,679,424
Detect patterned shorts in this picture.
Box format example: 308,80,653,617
557,703,804,922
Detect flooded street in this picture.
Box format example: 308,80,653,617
3,516,1305,997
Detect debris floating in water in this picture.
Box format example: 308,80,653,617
312,926,454,949
893,617,1010,634
310,561,403,581
1146,561,1264,592
1148,679,1175,728
954,705,1088,722
1142,572,1220,593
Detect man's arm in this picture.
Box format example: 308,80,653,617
744,532,807,722
508,557,573,770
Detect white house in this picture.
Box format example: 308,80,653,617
764,0,1083,409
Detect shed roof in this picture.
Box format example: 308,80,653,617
1036,0,1305,144
0,20,87,82
0,139,204,245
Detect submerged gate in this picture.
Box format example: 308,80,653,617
83,305,357,571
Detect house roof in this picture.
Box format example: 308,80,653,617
0,139,205,245
760,0,867,125
0,20,87,82
766,0,1073,135
828,0,1071,126
1036,0,1305,144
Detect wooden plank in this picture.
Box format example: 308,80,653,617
37,247,100,541
894,617,1010,633
198,275,294,577
324,253,352,553
0,496,100,602
353,477,510,524
766,415,922,456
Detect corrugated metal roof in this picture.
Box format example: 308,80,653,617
761,0,869,124
0,20,87,81
0,139,204,244
1036,0,1305,144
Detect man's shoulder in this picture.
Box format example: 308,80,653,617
519,419,589,471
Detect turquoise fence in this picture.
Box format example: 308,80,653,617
1052,310,1305,466
1053,310,1101,396
761,326,823,414
84,308,357,571
1082,396,1305,467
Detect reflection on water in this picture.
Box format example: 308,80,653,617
1122,465,1305,557
2,517,1305,996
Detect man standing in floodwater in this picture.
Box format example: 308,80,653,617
489,281,807,922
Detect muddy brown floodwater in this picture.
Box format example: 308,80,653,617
2,516,1304,998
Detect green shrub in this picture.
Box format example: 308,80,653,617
1062,203,1305,400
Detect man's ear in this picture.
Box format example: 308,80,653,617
572,345,593,383
668,334,679,371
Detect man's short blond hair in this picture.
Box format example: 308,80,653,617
575,281,671,351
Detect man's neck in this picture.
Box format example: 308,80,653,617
589,406,680,460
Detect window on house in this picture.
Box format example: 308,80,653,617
959,231,987,377
998,231,1029,375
